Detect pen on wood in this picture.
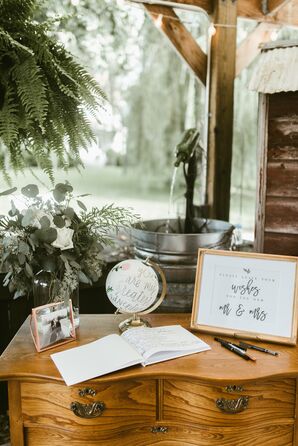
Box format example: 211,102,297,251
239,341,279,356
214,337,256,361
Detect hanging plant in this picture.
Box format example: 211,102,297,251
0,0,106,182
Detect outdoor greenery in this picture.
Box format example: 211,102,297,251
0,0,106,182
3,0,297,231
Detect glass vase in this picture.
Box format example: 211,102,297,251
32,270,57,307
70,287,80,329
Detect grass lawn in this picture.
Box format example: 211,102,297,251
1,165,255,236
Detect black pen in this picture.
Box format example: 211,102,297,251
215,337,256,361
239,341,279,356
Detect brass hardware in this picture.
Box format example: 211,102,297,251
216,396,249,414
225,385,244,393
70,401,105,418
78,387,97,397
151,426,168,433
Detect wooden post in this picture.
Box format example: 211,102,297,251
207,0,237,220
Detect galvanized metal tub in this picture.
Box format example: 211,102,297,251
131,218,234,284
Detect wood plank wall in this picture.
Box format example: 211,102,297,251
258,92,298,255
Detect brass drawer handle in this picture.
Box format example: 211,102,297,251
78,387,97,397
216,396,249,414
151,426,168,433
70,401,105,418
225,385,243,393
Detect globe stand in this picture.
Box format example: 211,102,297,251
119,313,151,333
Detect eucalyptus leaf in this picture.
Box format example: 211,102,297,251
78,270,91,284
53,215,65,228
18,253,26,265
60,255,71,272
29,233,38,249
64,207,74,219
53,189,65,203
35,228,57,244
0,187,17,196
77,200,87,211
70,260,81,269
40,216,51,229
19,241,30,255
14,290,25,299
25,262,33,278
3,271,12,287
2,252,10,262
21,184,39,198
55,183,73,194
8,200,18,217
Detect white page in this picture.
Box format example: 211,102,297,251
51,334,143,386
121,325,210,362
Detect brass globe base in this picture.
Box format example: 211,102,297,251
119,315,151,333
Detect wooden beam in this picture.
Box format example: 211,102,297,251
145,4,207,85
275,1,298,26
236,22,281,77
267,0,292,14
207,0,237,221
236,0,298,25
164,0,213,13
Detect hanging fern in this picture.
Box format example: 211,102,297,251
0,0,107,182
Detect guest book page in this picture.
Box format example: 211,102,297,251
51,325,210,385
122,325,210,364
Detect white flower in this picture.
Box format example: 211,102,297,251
52,227,74,250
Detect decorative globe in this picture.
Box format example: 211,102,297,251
106,259,159,314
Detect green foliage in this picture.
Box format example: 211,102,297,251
0,182,138,298
0,0,106,183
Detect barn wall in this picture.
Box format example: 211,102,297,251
255,91,298,255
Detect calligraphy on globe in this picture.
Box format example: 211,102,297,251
106,259,161,314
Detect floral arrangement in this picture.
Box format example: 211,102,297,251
0,183,137,300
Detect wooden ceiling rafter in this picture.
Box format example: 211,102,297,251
145,0,298,26
145,4,207,85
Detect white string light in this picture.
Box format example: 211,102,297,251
155,13,163,27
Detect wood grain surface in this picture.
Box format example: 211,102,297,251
22,380,156,430
163,378,295,426
24,422,294,446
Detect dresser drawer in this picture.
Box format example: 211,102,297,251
24,422,294,446
163,379,296,426
21,379,156,432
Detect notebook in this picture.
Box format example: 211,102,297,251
51,325,210,385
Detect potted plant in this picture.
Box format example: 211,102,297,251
0,0,106,182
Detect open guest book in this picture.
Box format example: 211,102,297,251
51,325,210,386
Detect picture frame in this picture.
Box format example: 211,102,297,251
191,249,298,345
31,300,76,352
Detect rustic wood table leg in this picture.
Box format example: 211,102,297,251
8,381,24,446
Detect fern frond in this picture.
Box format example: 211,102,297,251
0,86,19,146
0,0,107,182
12,57,47,127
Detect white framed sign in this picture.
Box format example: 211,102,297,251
191,249,298,344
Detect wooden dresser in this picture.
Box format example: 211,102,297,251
1,314,298,446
